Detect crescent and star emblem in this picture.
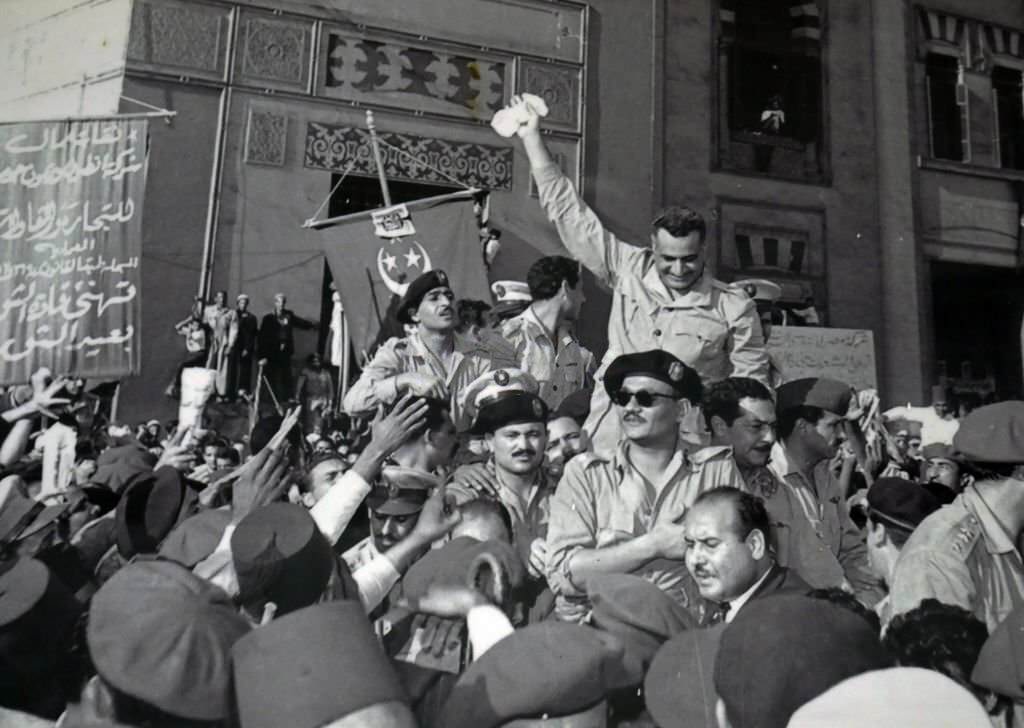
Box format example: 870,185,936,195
377,239,433,296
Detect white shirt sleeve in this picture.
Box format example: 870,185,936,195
353,553,402,612
311,470,373,546
466,604,515,659
193,523,238,596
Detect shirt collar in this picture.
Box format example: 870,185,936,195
641,267,713,309
724,564,775,622
691,445,733,466
964,486,1019,555
769,441,801,478
612,439,691,486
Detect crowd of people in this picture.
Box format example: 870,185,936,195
1,98,1021,728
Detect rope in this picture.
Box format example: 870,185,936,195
306,158,358,224
373,137,477,192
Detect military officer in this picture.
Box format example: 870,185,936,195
343,269,516,429
887,401,1024,631
501,255,596,410
499,96,768,456
544,350,706,622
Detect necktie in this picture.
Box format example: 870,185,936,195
710,602,731,625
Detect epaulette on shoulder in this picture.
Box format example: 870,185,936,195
576,452,608,469
949,513,983,557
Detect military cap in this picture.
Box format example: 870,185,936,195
462,368,540,427
920,442,961,462
438,622,627,728
491,280,532,303
472,390,549,435
733,278,782,312
366,466,439,516
158,507,233,568
866,477,942,534
231,503,334,616
884,418,912,437
775,377,853,415
115,466,197,558
232,601,409,728
88,560,250,721
551,387,593,425
644,624,726,728
789,667,991,728
953,401,1024,464
588,573,697,682
603,350,702,403
972,604,1024,700
714,595,891,728
398,269,451,324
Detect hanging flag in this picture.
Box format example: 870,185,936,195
312,190,489,357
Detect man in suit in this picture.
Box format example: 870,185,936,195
230,294,260,399
258,293,317,405
683,486,808,625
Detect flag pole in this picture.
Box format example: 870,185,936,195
366,110,392,207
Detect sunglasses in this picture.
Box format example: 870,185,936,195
612,389,678,407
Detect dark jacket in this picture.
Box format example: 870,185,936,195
700,562,811,626
258,309,315,359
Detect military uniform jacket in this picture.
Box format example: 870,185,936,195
500,306,596,410
532,162,769,388
765,442,879,601
342,331,514,428
544,442,702,622
888,485,1024,631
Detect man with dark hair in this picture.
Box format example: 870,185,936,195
767,378,878,602
884,599,990,704
344,270,515,429
888,402,1024,631
684,487,808,625
498,96,768,455
501,255,595,410
920,442,968,501
545,350,707,621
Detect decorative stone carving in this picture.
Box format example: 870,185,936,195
127,0,228,78
321,30,510,122
304,122,513,190
237,13,311,90
245,109,288,166
518,60,580,133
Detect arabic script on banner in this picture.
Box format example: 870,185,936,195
0,120,148,383
767,326,878,390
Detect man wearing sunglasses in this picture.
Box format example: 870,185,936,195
499,96,769,458
545,350,706,622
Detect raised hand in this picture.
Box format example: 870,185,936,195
369,395,429,455
155,426,195,472
230,444,291,524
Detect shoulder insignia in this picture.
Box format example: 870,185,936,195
950,514,981,556
494,369,510,386
393,340,408,351
750,468,779,498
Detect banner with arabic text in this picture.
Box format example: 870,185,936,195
0,119,147,384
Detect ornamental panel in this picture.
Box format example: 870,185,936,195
245,108,288,166
517,59,581,133
304,122,513,190
235,11,313,92
127,0,229,80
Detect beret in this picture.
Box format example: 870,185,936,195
920,442,960,462
866,477,942,533
644,624,726,728
972,604,1024,699
789,667,991,728
775,377,852,415
231,503,334,616
88,560,250,721
472,391,549,435
588,573,697,683
232,601,408,728
398,269,451,324
366,466,439,516
714,595,891,728
115,466,197,558
953,401,1024,463
438,622,626,728
603,350,702,403
551,387,592,425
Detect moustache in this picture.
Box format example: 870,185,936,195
512,449,536,458
622,412,646,423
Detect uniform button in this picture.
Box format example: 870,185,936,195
552,385,558,391
653,329,662,337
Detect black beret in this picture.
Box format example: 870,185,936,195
776,377,852,415
602,348,700,401
603,350,702,403
866,477,942,533
398,269,451,324
472,391,549,435
231,503,334,616
953,401,1024,464
115,466,197,558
